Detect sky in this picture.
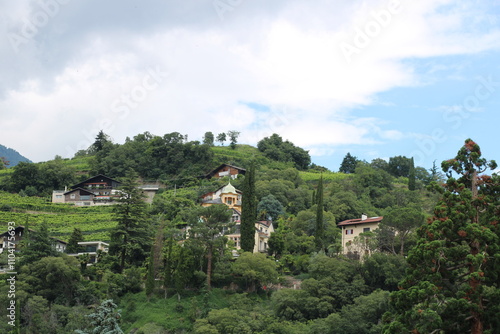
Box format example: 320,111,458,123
1,0,500,172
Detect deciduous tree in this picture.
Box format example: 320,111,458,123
188,204,232,289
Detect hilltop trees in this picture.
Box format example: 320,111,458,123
89,131,212,181
227,130,240,150
339,153,358,174
203,131,215,146
257,133,310,170
384,139,500,334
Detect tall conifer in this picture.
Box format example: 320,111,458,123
385,139,500,334
109,170,151,272
408,157,416,191
241,162,256,252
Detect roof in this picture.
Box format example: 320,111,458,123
200,184,242,200
71,174,121,189
337,216,383,226
64,187,95,196
257,220,273,228
221,182,237,194
204,164,246,179
0,225,67,244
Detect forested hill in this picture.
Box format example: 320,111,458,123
3,133,497,333
0,144,31,167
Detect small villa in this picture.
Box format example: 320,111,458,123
200,181,274,254
337,215,383,257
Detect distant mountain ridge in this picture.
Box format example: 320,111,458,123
0,144,32,167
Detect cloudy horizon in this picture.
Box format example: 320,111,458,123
1,0,499,171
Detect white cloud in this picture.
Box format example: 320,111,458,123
0,0,499,162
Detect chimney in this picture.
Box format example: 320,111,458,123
361,214,367,221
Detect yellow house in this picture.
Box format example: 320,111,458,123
200,182,274,254
201,182,242,211
337,215,383,256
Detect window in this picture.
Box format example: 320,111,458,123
80,195,90,200
55,195,62,199
70,194,76,199
363,227,371,232
345,229,354,235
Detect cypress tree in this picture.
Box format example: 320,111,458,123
315,175,324,251
240,162,256,252
408,157,416,191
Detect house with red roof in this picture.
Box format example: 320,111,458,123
337,215,383,257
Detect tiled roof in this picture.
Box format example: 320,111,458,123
337,216,383,226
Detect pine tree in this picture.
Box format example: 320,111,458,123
384,139,500,334
109,170,151,272
75,299,123,334
66,228,84,254
240,162,256,252
19,222,58,267
408,157,416,191
315,175,325,251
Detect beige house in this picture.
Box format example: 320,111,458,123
200,181,274,254
227,220,274,254
337,215,383,256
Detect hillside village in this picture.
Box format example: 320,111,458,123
0,134,499,333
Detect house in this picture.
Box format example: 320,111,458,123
52,174,121,206
201,182,242,211
204,164,246,180
337,215,383,257
0,226,67,254
200,181,274,254
67,241,109,264
71,174,121,195
52,174,161,206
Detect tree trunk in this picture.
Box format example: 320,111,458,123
206,246,212,289
120,235,128,273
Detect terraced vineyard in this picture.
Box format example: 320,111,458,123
0,191,117,242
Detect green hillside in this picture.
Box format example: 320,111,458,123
0,191,116,242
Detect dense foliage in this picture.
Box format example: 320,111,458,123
384,139,500,334
1,131,481,333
